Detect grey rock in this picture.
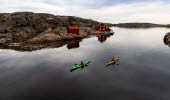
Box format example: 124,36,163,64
0,38,7,44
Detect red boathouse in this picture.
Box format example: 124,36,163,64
96,23,111,32
67,26,80,35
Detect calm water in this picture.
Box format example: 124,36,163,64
0,27,170,100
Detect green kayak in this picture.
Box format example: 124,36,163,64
70,61,91,71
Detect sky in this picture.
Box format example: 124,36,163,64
1,0,170,24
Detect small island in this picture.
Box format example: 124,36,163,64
0,12,113,51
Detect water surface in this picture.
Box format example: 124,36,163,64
0,27,170,100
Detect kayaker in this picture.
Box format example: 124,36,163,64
112,57,115,61
80,61,85,69
80,61,84,67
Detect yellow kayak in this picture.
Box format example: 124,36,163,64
106,58,119,65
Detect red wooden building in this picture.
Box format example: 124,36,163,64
96,23,111,32
67,26,80,34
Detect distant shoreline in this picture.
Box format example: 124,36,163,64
111,23,170,28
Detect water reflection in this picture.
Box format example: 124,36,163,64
67,34,114,49
1,27,170,100
163,32,170,47
67,40,81,49
97,35,111,43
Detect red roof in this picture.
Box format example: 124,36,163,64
98,23,108,27
67,26,80,29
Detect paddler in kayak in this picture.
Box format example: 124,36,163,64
107,57,115,63
80,61,88,69
80,61,85,69
75,61,85,67
81,61,84,66
112,57,120,61
112,57,115,61
70,61,91,72
106,57,120,66
112,57,116,64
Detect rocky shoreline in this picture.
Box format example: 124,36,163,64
0,12,112,51
164,32,170,47
0,27,107,51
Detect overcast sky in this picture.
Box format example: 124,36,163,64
1,0,170,24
